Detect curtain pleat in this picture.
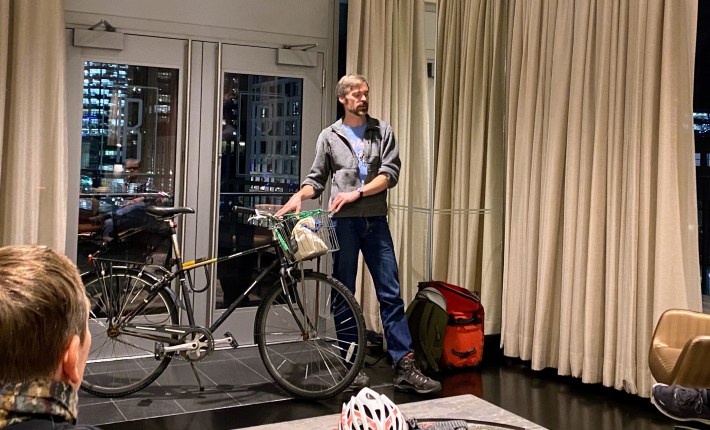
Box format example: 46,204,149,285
0,1,8,176
0,0,68,250
346,0,430,330
432,0,507,335
502,0,700,396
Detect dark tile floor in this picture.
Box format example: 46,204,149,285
80,337,710,430
78,345,289,425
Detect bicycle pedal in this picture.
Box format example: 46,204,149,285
224,332,239,349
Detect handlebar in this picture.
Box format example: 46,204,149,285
232,206,259,216
231,206,331,223
231,206,279,225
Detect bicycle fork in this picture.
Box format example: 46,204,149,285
280,266,319,339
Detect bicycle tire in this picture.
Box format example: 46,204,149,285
254,271,366,400
80,267,179,397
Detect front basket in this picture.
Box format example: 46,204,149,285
274,209,339,263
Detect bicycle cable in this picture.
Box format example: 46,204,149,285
406,417,525,430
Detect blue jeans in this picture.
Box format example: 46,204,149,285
102,201,147,238
332,216,413,365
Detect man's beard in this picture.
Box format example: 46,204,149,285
351,104,368,116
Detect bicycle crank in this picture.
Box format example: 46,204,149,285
151,326,214,362
179,327,214,362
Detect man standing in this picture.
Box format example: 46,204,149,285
277,74,440,394
0,245,99,429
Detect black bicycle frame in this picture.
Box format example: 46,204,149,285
101,215,293,344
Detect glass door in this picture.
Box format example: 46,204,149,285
66,33,186,269
66,34,187,365
209,44,324,344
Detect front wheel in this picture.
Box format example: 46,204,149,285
254,271,366,400
81,267,179,397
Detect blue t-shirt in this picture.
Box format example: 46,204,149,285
342,123,368,185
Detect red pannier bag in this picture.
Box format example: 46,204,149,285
418,281,484,369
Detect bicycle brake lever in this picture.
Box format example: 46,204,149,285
248,214,267,223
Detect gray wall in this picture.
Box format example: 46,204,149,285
64,0,334,40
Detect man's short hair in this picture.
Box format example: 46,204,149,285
336,73,368,98
0,245,88,384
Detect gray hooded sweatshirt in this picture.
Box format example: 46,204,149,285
302,115,401,218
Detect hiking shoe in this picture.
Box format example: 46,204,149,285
350,370,370,390
394,355,441,394
651,383,710,425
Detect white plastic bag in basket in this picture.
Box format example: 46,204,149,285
291,216,328,261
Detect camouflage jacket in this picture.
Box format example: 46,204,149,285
0,380,78,428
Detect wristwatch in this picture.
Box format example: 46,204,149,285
356,187,364,199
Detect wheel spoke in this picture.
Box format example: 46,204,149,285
81,267,177,397
256,273,365,399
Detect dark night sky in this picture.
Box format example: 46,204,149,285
695,1,709,112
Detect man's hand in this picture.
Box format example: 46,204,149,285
329,190,360,213
276,185,315,216
276,194,303,216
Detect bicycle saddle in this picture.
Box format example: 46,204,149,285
146,206,195,218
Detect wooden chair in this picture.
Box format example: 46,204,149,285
648,309,710,388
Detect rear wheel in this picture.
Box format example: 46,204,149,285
81,267,178,397
254,271,366,399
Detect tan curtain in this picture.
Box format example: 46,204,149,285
346,0,430,330
0,0,68,250
502,0,700,396
432,0,507,335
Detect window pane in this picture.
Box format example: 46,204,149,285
217,73,303,309
77,62,179,270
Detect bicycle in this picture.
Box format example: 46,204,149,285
80,205,366,400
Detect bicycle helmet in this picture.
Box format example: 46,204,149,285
339,388,408,430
